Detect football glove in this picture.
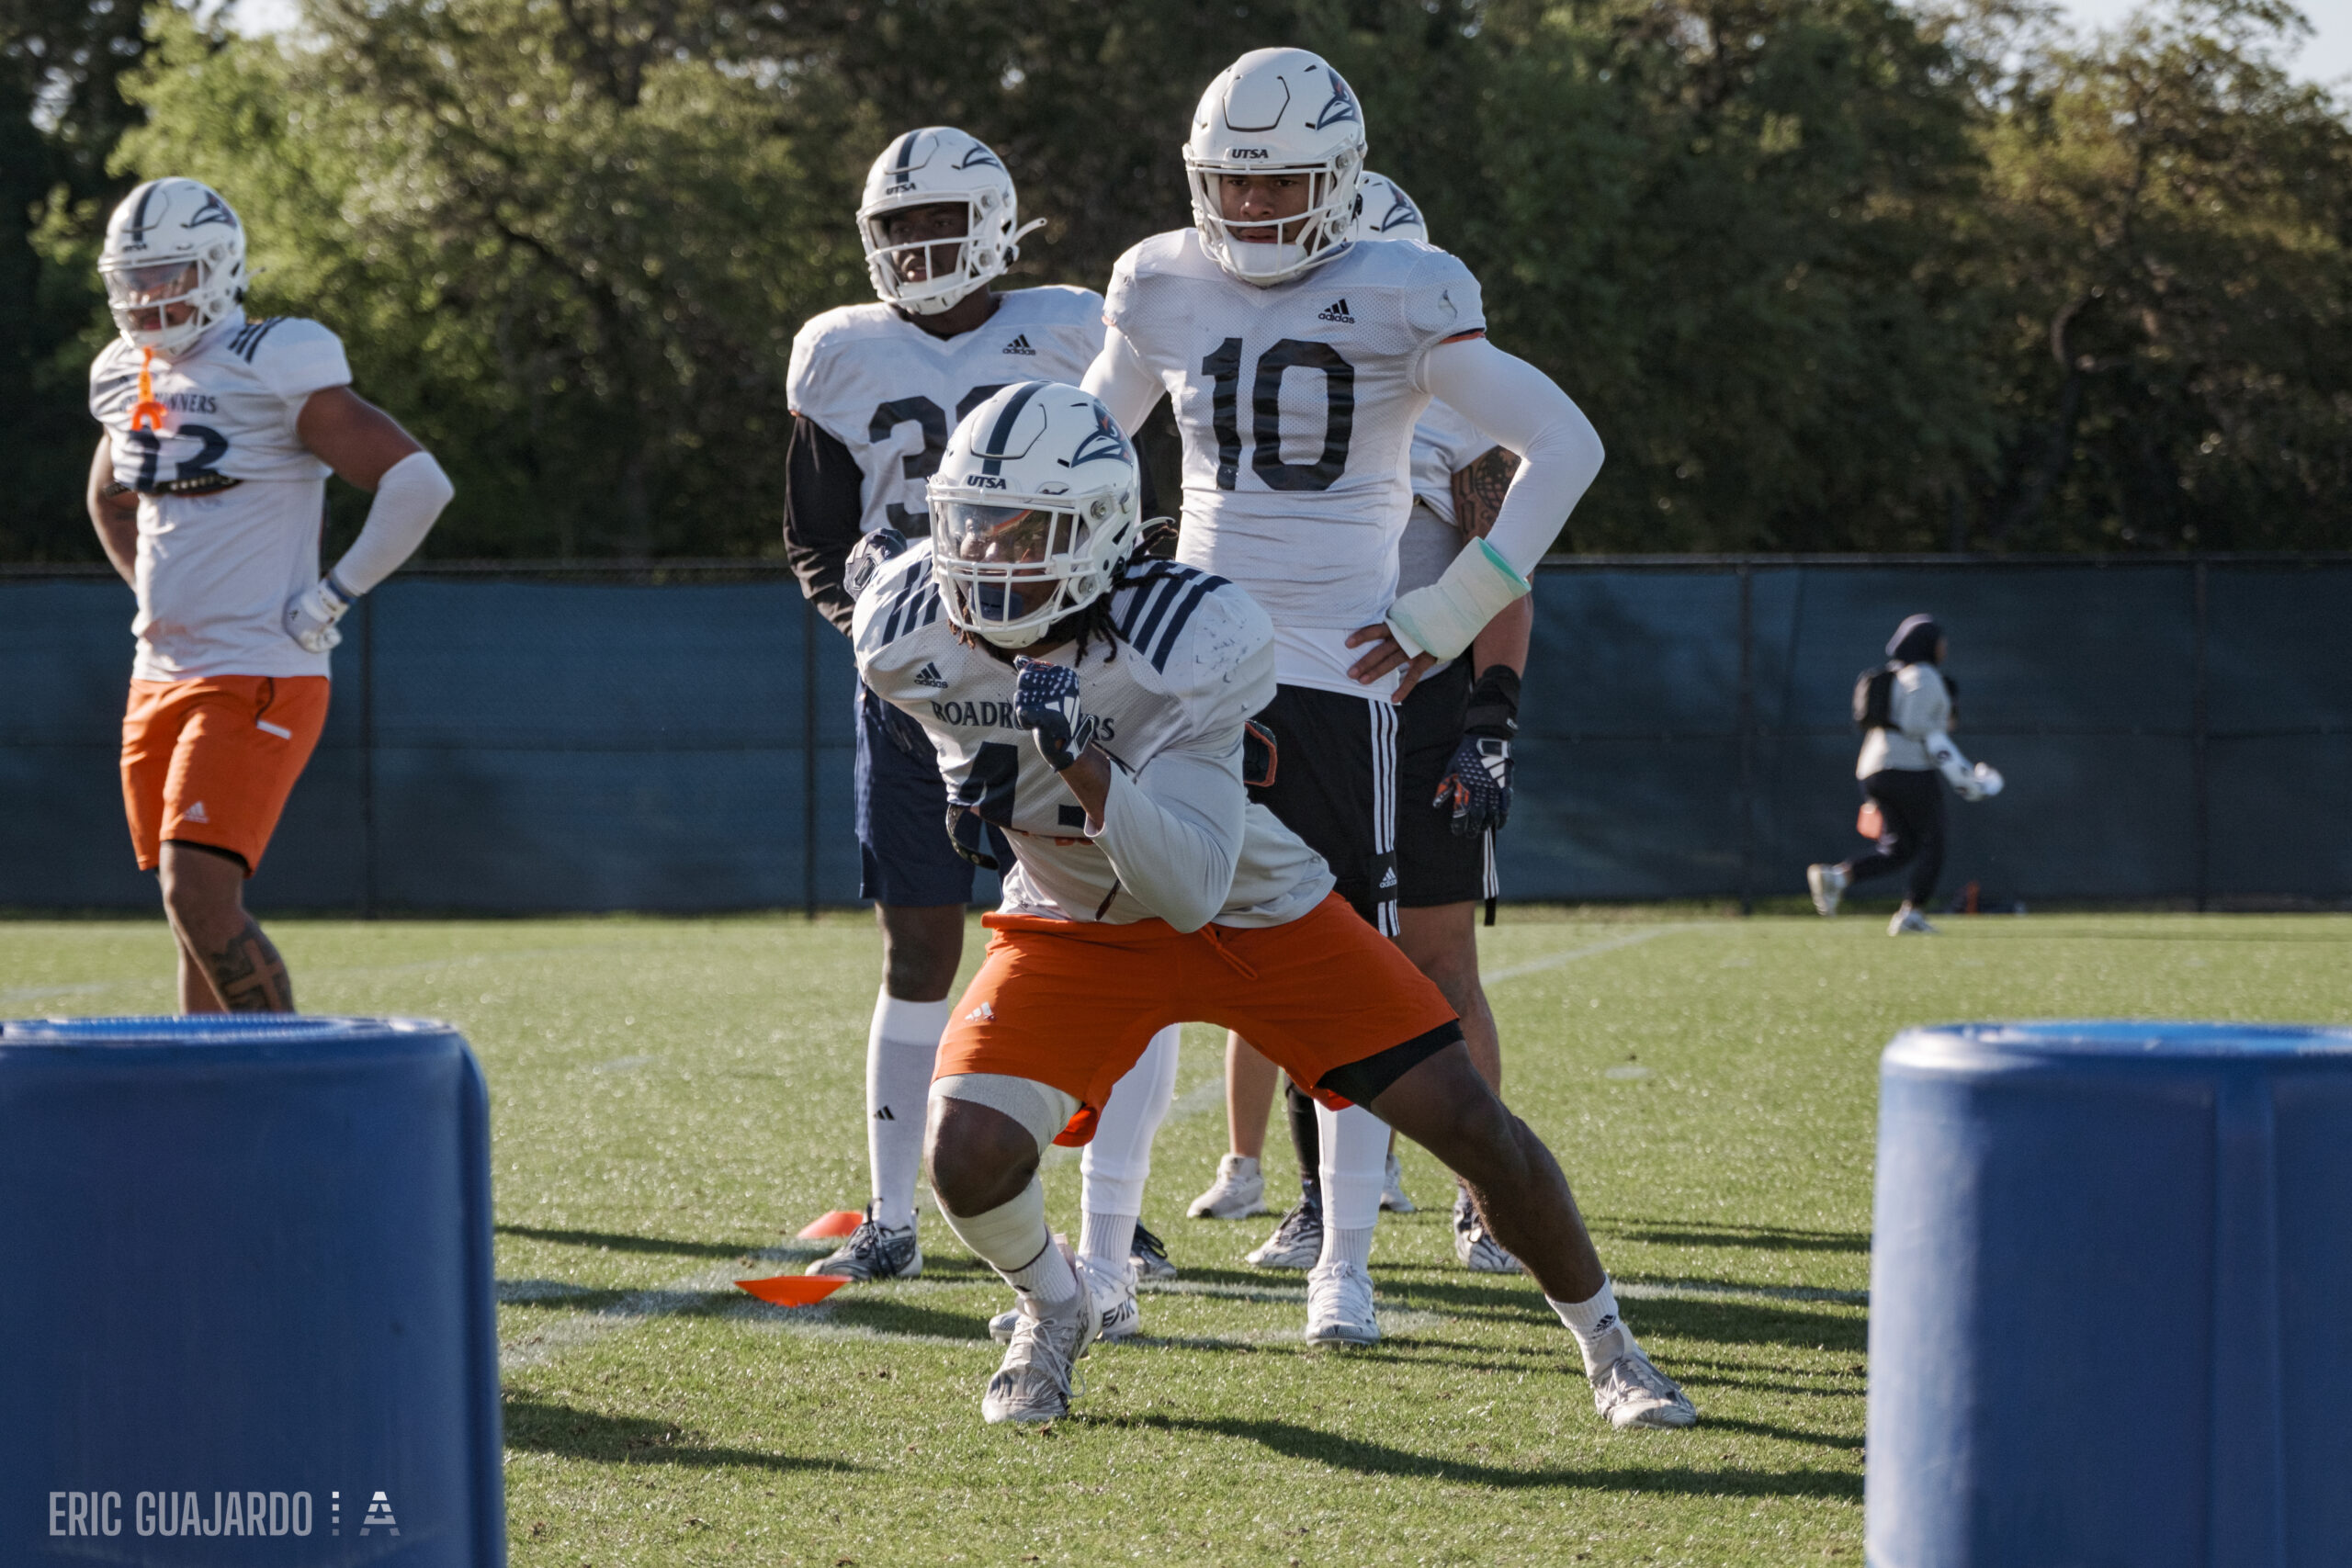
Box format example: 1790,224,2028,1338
1012,656,1098,773
1434,666,1521,837
843,525,910,601
284,572,356,654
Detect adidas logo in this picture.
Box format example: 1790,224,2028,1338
1001,333,1037,355
1317,298,1355,323
874,1106,896,1121
1378,866,1398,889
913,660,949,688
183,801,209,824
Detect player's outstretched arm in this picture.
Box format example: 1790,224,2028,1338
85,434,138,589
1079,325,1163,446
283,387,454,652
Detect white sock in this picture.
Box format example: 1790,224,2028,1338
1315,1100,1387,1234
1317,1224,1374,1272
1080,1024,1181,1220
1080,1211,1137,1269
937,1178,1080,1310
1549,1280,1636,1375
866,987,950,1230
1004,1237,1081,1310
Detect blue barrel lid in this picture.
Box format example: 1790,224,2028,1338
1,1015,455,1047
1889,1019,2352,1071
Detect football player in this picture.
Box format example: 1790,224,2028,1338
782,128,1183,1287
1192,171,1534,1274
85,178,452,1013
1084,49,1603,1332
856,382,1691,1432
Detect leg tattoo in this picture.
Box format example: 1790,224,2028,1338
205,916,295,1012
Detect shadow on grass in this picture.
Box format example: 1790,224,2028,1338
1596,1220,1871,1254
503,1397,864,1473
817,1298,998,1341
1091,1413,1861,1499
495,1224,751,1259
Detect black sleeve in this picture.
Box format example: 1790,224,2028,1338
1137,443,1163,522
783,413,866,637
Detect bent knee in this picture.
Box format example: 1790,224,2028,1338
925,1099,1036,1215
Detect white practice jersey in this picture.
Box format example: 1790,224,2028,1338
88,310,353,682
786,286,1106,537
855,545,1334,929
1102,231,1485,694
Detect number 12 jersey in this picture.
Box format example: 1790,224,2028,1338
1102,231,1485,694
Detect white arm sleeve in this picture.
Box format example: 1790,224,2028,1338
1089,744,1248,934
329,450,454,595
1419,335,1604,579
1080,325,1164,444
1924,729,1976,789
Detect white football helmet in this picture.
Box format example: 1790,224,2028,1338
1183,47,1367,287
1352,170,1428,244
929,381,1145,649
98,177,247,355
859,127,1044,316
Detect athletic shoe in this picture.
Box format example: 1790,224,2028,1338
1888,904,1939,936
989,1253,1139,1344
1130,1221,1177,1280
1379,1149,1417,1213
1591,1347,1700,1430
1187,1154,1269,1219
1304,1258,1380,1346
981,1253,1099,1426
1246,1200,1323,1269
1806,863,1849,917
1452,1188,1523,1275
803,1204,920,1280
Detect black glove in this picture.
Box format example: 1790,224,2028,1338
1433,666,1520,837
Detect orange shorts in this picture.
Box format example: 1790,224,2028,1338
120,675,330,875
935,893,1460,1145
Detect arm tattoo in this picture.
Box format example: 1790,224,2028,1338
205,915,297,1012
1448,446,1520,540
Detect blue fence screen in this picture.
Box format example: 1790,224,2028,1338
3,558,2345,912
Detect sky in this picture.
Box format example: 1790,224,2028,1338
221,0,2352,89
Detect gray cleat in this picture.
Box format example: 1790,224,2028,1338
1245,1200,1323,1269
804,1205,921,1280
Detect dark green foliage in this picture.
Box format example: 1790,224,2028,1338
3,0,2346,560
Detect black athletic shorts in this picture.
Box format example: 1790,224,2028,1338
1247,682,1401,936
1394,660,1499,908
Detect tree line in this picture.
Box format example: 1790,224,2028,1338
4,0,2346,561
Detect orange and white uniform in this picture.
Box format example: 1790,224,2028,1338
854,543,1460,1141
89,310,350,872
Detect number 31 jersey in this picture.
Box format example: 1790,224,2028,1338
1103,231,1485,694
786,286,1106,537
88,311,354,681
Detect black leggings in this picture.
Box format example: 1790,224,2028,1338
1843,768,1946,905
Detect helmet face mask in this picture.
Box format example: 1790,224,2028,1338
929,383,1146,649
98,178,247,355
858,128,1043,317
1183,49,1367,288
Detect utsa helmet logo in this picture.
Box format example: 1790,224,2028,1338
1308,73,1359,131
1070,406,1132,469
954,144,1003,171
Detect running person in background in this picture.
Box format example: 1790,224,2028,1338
1807,614,2003,934
783,127,1183,1284
857,383,1689,1429
1192,172,1535,1274
1085,49,1608,1336
86,177,452,1013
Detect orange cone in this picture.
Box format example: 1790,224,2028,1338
796,1209,865,1240
735,1275,848,1307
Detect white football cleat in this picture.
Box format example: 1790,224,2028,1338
1378,1149,1416,1213
1187,1154,1269,1219
1245,1201,1323,1269
980,1247,1099,1426
1806,863,1849,917
989,1252,1139,1345
1889,904,1939,936
1591,1347,1699,1430
1304,1258,1380,1347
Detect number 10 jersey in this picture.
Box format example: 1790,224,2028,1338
1103,231,1486,694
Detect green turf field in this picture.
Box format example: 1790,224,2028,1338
6,908,2349,1564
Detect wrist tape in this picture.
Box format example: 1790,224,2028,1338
1385,537,1531,662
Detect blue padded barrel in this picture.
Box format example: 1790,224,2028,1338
1867,1021,2352,1568
0,1016,503,1565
